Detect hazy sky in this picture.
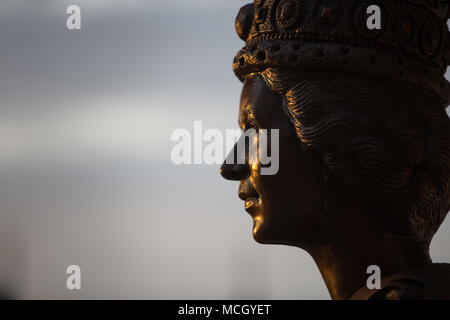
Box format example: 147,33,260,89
0,0,449,299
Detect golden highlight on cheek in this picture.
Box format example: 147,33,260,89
248,132,259,171
250,162,259,172
249,173,258,194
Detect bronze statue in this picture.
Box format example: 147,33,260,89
221,0,450,300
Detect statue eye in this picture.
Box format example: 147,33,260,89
245,121,259,132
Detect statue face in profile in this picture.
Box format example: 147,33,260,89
221,74,325,246
221,1,450,300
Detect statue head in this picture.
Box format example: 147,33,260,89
221,0,450,249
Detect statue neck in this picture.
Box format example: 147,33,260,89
296,184,433,300
306,231,432,300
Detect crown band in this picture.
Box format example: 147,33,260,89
233,0,450,103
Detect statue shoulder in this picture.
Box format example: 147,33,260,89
351,263,450,300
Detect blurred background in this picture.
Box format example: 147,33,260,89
0,0,448,299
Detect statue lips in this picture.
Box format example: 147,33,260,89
238,180,260,216
244,198,259,215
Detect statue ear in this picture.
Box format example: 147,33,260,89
235,4,254,42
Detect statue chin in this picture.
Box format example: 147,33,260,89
251,218,270,245
221,0,450,300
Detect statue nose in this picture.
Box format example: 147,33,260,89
220,162,249,181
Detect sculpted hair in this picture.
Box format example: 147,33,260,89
259,68,450,242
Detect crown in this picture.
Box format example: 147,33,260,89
233,0,450,103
